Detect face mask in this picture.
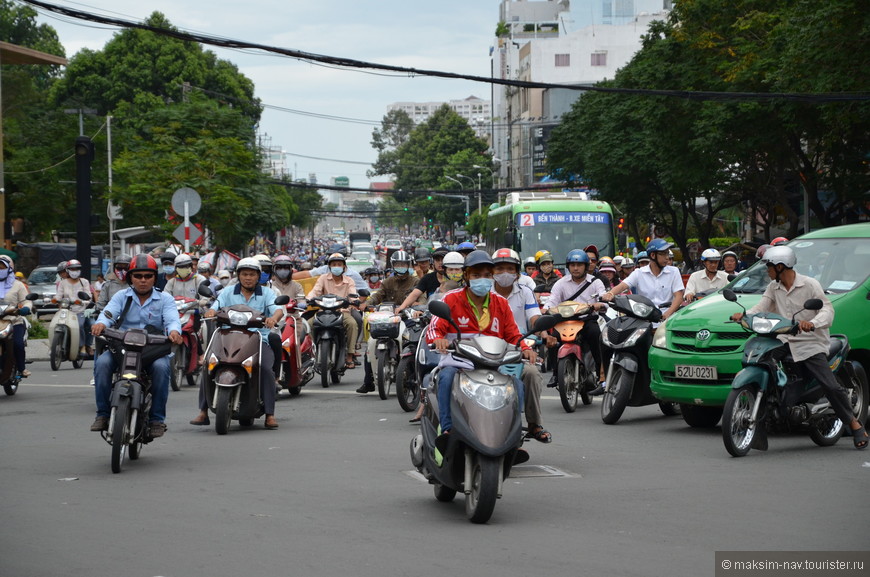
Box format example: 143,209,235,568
0,269,8,281
68,270,81,279
163,265,175,275
330,266,344,277
259,272,271,284
219,278,230,287
275,268,291,280
446,270,463,283
540,264,553,274
368,276,379,283
494,272,517,288
469,278,493,297
176,266,192,278
394,267,408,275
115,269,127,282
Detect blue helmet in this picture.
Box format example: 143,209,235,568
636,251,649,261
457,241,476,253
565,249,590,264
646,238,673,254
464,250,494,268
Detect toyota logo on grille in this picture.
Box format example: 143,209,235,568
696,329,711,341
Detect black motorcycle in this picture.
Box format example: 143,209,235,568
600,294,680,424
309,294,356,388
97,323,171,474
395,305,430,412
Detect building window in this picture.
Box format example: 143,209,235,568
555,53,570,67
591,52,607,66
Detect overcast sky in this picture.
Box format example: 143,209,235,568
30,0,498,187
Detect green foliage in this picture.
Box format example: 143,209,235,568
495,21,510,38
28,319,48,340
368,109,414,178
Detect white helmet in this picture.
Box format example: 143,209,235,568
700,248,721,261
612,255,625,265
763,246,796,269
442,251,465,268
236,257,262,273
174,253,193,267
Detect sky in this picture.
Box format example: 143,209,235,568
28,0,499,187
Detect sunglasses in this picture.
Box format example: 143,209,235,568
131,273,155,280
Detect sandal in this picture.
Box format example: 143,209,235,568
853,424,869,450
527,425,552,444
344,360,356,370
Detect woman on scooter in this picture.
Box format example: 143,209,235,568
190,257,284,429
0,256,33,378
54,259,95,357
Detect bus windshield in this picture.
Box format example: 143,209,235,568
516,212,614,262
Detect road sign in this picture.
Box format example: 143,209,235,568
171,187,201,216
173,223,202,245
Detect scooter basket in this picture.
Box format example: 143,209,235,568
369,320,400,339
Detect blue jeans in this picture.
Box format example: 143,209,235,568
94,351,171,423
436,366,523,433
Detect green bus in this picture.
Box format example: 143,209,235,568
484,191,616,264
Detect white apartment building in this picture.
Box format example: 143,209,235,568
491,0,671,187
387,96,491,139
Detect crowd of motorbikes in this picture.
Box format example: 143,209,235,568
9,275,867,522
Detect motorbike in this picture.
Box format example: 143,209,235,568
278,298,315,396
0,296,34,396
720,289,869,457
550,300,601,412
600,294,680,424
97,321,171,474
170,296,202,391
395,305,430,412
367,303,406,400
48,291,92,371
409,300,557,524
202,296,290,434
309,293,356,388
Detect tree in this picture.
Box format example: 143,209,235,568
368,109,414,178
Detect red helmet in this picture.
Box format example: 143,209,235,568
127,254,158,284
770,236,789,246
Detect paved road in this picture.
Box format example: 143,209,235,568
1,357,867,577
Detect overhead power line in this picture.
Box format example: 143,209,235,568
23,0,869,103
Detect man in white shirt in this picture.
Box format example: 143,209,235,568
602,239,684,321
684,249,730,302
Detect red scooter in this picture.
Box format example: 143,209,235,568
279,298,315,396
170,296,202,391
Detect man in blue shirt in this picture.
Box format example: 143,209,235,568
90,254,183,437
189,257,284,429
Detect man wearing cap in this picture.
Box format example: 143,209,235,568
156,250,177,290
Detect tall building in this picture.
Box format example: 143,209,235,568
387,96,491,139
491,0,671,187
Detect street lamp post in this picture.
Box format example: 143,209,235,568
456,173,478,213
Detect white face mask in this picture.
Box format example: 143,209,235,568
219,278,230,287
494,272,517,288
68,270,81,280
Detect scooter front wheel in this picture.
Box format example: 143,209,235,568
110,399,130,474
215,387,234,435
601,366,632,424
49,332,64,371
395,356,419,412
722,385,759,457
557,357,580,413
319,341,331,388
466,454,500,524
376,351,394,400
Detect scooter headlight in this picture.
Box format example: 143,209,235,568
652,320,668,349
228,310,254,326
628,299,654,318
750,317,775,334
459,373,515,410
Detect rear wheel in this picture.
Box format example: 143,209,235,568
319,341,331,388
809,413,844,446
680,405,723,428
49,331,64,371
215,387,234,435
3,375,18,396
466,454,500,524
722,385,759,457
128,411,143,460
395,356,419,412
843,361,869,424
172,345,185,392
72,357,84,369
110,398,130,474
601,366,633,424
557,357,579,413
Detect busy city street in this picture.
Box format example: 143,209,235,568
2,358,866,577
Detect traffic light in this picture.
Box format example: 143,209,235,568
403,207,408,211
426,195,433,200
618,217,625,230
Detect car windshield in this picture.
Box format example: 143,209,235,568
28,269,57,284
728,238,870,295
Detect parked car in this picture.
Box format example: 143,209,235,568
27,265,60,316
648,222,870,428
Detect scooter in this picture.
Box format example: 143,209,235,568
409,300,557,524
309,294,355,388
0,297,33,396
600,294,680,424
279,298,315,396
48,295,90,371
367,303,405,400
720,289,869,457
202,296,290,435
395,304,430,412
550,300,600,412
97,321,171,474
170,296,202,391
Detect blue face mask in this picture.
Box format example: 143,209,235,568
163,265,175,275
259,272,271,284
330,266,344,277
393,267,408,275
469,278,493,297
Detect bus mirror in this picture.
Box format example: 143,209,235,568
504,230,515,248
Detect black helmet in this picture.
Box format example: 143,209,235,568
362,267,380,277
432,246,449,258
464,250,494,269
413,247,432,263
160,250,177,264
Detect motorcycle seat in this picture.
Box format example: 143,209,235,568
827,338,845,360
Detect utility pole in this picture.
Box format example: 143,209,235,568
75,136,94,280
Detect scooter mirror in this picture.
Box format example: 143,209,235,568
428,300,452,321
274,295,290,306
530,314,559,334
803,298,823,311
77,290,91,300
198,283,215,298
357,288,371,297
25,293,39,301
722,289,738,302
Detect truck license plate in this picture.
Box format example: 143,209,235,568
675,365,718,380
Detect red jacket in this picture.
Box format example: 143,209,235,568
426,288,529,350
